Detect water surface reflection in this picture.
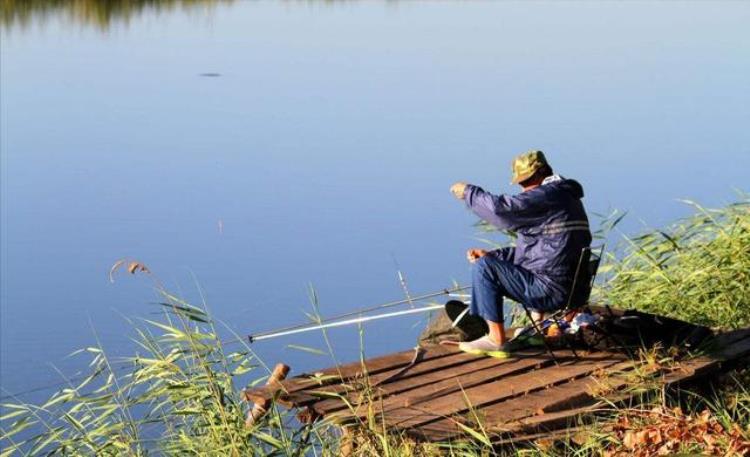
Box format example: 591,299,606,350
1,0,234,29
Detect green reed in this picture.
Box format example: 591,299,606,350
598,196,750,329
0,292,314,456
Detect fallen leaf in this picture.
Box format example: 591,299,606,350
623,430,637,449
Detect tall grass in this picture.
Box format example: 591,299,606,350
599,197,750,329
0,293,316,456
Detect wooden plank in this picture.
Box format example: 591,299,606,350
390,354,625,430
280,348,539,408
418,331,750,441
245,326,524,404
333,352,625,429
244,343,458,403
245,324,750,443
658,332,750,386
320,350,582,418
484,361,636,428
309,348,557,415
695,328,750,355
418,389,620,441
247,327,745,405
490,426,592,448
503,397,617,434
414,359,639,440
491,332,750,437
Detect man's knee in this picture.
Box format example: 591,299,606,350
473,255,513,280
472,255,495,280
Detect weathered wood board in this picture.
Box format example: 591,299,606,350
244,327,750,443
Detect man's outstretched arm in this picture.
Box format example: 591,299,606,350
451,182,535,230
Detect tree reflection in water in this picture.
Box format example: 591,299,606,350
1,0,235,29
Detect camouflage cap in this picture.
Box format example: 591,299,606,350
511,150,549,184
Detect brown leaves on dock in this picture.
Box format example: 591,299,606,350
603,406,750,456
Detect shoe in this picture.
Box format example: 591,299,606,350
458,335,511,358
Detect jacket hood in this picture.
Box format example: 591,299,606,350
544,176,584,199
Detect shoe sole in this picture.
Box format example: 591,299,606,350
459,347,511,359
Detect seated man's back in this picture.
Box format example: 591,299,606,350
450,150,592,356
464,174,592,302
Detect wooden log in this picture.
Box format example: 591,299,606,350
246,363,290,427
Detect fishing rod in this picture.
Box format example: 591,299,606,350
247,284,470,343
248,304,445,342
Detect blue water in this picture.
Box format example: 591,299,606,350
1,1,749,402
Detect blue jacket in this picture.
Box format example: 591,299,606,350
464,176,592,300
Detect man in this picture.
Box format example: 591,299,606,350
450,150,591,356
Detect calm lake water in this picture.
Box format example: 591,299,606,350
1,1,749,402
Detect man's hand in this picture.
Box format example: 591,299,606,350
450,182,468,200
466,248,488,263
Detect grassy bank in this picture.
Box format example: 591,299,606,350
1,197,749,455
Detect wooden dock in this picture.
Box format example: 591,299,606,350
244,326,750,445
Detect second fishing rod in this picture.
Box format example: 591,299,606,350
247,284,471,343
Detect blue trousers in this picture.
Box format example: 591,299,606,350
470,255,564,323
